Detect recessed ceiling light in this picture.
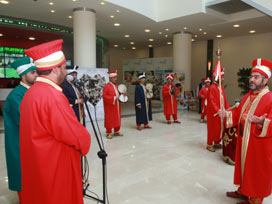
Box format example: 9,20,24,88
29,37,35,40
158,32,162,35
49,2,54,5
124,35,130,38
100,2,105,5
132,47,136,50
192,39,195,42
110,15,114,18
114,23,120,27
149,38,154,41
0,0,9,4
216,35,222,38
249,30,256,33
165,35,168,38
167,42,172,45
144,29,151,32
233,24,240,28
184,26,188,30
194,35,198,38
114,45,118,47
50,10,55,13
72,0,77,2
148,45,153,47
68,16,72,19
199,28,203,31
130,42,135,45
203,32,207,35
0,33,3,36
116,10,120,13
165,28,169,31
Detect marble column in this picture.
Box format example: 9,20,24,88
173,32,192,91
73,7,96,68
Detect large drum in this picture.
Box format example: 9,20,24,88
222,127,237,165
146,83,153,99
118,84,128,102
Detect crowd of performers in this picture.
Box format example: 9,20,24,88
3,38,272,204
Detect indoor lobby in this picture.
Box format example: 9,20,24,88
1,0,272,204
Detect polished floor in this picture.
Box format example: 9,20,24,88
1,105,272,204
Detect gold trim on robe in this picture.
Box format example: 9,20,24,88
258,118,271,137
36,77,62,92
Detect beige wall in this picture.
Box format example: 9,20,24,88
213,32,272,104
191,41,207,95
107,32,272,104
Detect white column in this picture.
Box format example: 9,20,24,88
173,32,192,91
73,7,96,68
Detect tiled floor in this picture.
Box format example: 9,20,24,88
0,103,271,204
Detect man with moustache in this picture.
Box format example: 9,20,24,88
219,58,272,204
198,77,211,123
20,39,91,204
3,57,37,204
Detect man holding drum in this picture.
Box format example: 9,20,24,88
162,74,181,124
103,70,124,139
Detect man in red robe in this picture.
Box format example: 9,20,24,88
219,58,272,204
20,39,91,204
206,68,230,152
103,70,123,139
162,74,181,124
198,77,211,123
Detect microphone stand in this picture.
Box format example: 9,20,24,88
83,96,108,204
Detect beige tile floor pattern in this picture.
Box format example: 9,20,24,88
0,104,271,204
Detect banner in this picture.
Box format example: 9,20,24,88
77,68,108,121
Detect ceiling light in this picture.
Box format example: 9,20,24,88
165,28,169,31
165,35,168,38
49,2,54,5
50,10,55,13
216,35,222,38
68,16,72,19
203,32,207,35
194,35,198,38
158,32,162,35
100,2,105,5
124,35,130,38
132,47,136,50
144,29,151,32
114,45,118,47
72,0,77,2
148,45,153,47
114,23,120,27
0,33,3,36
110,15,114,18
29,37,35,40
249,30,256,33
116,10,120,13
233,24,240,28
167,42,172,45
130,42,135,45
184,26,188,30
192,39,195,42
199,28,203,31
149,38,154,41
0,0,9,4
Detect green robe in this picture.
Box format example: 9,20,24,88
4,84,27,191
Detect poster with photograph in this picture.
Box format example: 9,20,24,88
77,68,108,121
123,57,173,100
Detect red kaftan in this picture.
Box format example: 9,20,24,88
162,84,178,116
20,77,91,204
225,87,272,198
103,82,121,129
198,87,208,119
206,83,230,145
